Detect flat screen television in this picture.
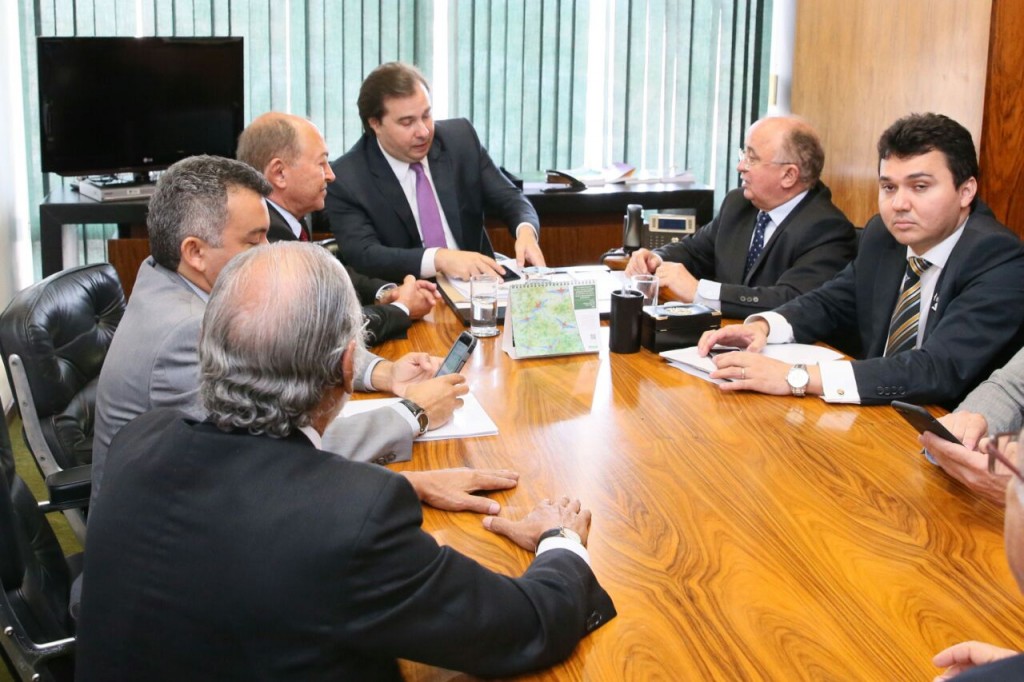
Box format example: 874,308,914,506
37,36,244,178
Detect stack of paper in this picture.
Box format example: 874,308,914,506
660,344,844,385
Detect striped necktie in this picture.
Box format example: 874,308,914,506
410,162,447,248
743,211,771,279
884,256,932,356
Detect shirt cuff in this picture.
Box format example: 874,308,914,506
746,311,795,344
695,279,722,311
515,223,539,240
536,536,591,566
390,302,410,315
388,401,423,437
819,360,861,403
362,356,384,392
421,248,440,279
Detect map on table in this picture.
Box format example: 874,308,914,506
502,281,600,359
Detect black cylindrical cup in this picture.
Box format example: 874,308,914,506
609,289,644,353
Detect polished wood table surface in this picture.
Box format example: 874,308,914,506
361,302,1024,681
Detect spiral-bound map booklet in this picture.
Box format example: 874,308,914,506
501,280,601,359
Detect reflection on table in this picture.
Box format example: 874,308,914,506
351,300,1024,681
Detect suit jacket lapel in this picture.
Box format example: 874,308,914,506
428,135,463,247
722,204,758,285
365,138,421,246
743,187,819,284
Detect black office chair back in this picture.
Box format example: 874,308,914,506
0,418,78,682
0,263,125,473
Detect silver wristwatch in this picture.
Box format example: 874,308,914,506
786,363,810,397
536,526,583,551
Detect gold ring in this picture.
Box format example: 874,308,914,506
741,367,746,380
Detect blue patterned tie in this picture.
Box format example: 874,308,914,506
743,211,771,278
884,256,932,356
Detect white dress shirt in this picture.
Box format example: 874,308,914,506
750,217,968,404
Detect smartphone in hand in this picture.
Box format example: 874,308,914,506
436,331,479,377
891,400,961,444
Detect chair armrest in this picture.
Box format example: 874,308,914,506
40,464,92,511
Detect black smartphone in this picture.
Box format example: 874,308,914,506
891,400,961,444
436,331,478,377
500,267,521,282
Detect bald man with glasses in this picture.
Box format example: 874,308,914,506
626,116,856,319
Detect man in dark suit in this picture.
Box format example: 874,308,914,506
326,61,545,282
76,243,615,681
237,112,440,345
697,113,1024,407
625,116,856,318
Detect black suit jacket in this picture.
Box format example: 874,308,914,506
774,201,1024,406
76,410,616,681
950,653,1024,680
326,118,541,282
265,201,411,345
654,184,855,318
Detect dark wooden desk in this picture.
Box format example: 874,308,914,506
40,182,713,276
362,302,1024,680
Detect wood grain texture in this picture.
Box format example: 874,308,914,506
792,0,991,227
354,301,1024,681
979,0,1024,237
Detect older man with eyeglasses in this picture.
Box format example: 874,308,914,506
626,115,856,319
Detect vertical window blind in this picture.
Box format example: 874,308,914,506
18,0,769,273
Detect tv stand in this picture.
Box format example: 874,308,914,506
78,177,157,203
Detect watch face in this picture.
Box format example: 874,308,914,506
789,367,810,388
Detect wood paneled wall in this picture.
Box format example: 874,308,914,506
979,0,1024,236
792,0,991,227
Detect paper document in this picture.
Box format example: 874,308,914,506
338,392,498,441
660,343,844,381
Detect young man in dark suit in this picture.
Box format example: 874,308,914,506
625,116,856,318
76,243,615,680
326,61,545,282
697,113,1024,407
237,112,440,345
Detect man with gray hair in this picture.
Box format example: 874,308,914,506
93,155,515,513
626,116,855,318
76,242,615,680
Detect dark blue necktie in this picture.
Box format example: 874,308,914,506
743,211,771,278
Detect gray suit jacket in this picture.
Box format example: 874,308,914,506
326,118,540,282
654,184,855,318
91,258,415,507
957,344,1024,434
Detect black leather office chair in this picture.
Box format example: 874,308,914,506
0,263,125,543
0,416,85,682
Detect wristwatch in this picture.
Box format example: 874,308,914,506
786,363,810,397
536,526,583,551
375,282,398,304
398,398,429,435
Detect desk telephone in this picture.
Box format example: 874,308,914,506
623,204,697,252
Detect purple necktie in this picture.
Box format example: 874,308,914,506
410,162,447,248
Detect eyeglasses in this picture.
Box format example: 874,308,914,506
985,431,1024,480
736,148,797,169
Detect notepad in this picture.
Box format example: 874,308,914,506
660,343,844,380
502,280,601,359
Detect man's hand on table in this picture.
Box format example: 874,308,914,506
483,496,591,551
404,374,469,429
922,412,1014,505
402,468,520,514
514,224,546,268
390,275,441,319
624,248,661,277
373,352,442,395
435,249,506,280
933,640,1020,680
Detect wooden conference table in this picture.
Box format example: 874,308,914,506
360,301,1024,681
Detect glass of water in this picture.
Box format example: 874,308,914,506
469,274,500,337
630,274,660,307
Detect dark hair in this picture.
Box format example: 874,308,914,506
877,113,979,187
357,62,430,135
148,155,271,271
